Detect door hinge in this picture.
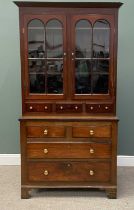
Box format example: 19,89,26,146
22,28,25,34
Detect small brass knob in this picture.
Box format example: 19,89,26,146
90,106,94,110
44,129,48,135
75,106,78,110
44,148,48,154
67,163,71,167
105,106,108,110
44,106,48,110
89,130,94,135
72,52,74,55
90,148,94,154
89,170,94,176
29,106,33,110
64,52,66,56
44,170,48,176
60,106,63,110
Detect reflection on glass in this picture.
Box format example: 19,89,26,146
93,20,110,58
92,60,109,73
74,19,110,95
28,19,64,94
29,59,45,93
75,20,92,94
75,20,92,58
92,74,109,94
46,20,63,58
28,19,45,58
75,60,91,94
47,60,63,93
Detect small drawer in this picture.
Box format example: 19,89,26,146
28,161,110,182
56,104,82,113
72,125,111,138
27,126,65,138
25,103,52,113
86,103,114,113
27,142,111,159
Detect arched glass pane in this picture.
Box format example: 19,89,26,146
46,19,63,94
75,20,92,94
75,20,92,58
46,19,63,58
28,19,45,93
92,20,110,94
93,20,110,58
28,19,45,58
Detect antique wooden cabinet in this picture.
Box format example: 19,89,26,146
15,1,122,199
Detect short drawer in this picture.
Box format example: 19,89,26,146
25,103,52,113
56,103,82,113
27,126,65,138
72,125,111,138
28,161,110,182
27,142,111,159
86,103,114,113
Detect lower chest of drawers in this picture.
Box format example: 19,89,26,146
20,118,118,198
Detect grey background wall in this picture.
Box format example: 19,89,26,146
0,0,133,155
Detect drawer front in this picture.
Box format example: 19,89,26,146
56,104,82,113
72,125,111,138
28,161,110,182
26,103,52,113
86,103,114,113
27,126,65,138
27,143,111,159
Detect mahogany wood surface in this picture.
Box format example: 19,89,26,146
27,142,111,159
15,1,122,198
28,161,111,182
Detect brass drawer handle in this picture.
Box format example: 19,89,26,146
60,106,63,110
29,106,33,110
44,106,48,110
89,170,94,176
44,129,48,135
44,170,48,176
75,106,78,110
90,148,94,154
44,148,48,154
90,106,94,110
67,163,71,167
89,130,94,135
105,106,108,110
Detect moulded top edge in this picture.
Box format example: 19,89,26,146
18,115,119,122
13,1,123,9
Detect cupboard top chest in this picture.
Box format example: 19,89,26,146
14,1,122,116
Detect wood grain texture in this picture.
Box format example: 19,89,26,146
28,161,111,182
27,126,65,138
16,1,121,199
27,142,111,159
72,125,111,138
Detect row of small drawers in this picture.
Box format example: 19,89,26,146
27,124,111,138
28,161,110,182
25,103,114,113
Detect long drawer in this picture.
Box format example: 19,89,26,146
28,161,110,182
27,142,111,159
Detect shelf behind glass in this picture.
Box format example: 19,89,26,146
28,57,63,60
76,27,110,30
75,58,110,60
